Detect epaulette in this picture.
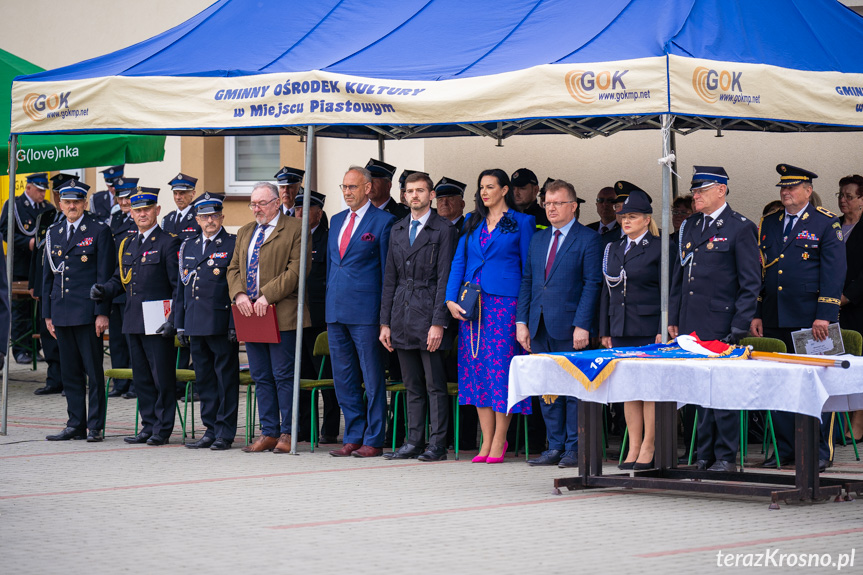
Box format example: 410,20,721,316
169,232,178,237
47,219,64,231
816,206,838,218
729,209,748,222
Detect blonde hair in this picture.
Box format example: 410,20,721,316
648,216,659,237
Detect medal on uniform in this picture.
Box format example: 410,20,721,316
141,256,146,262
802,252,809,260
707,242,714,250
183,269,189,276
81,255,88,262
213,268,220,275
207,259,214,266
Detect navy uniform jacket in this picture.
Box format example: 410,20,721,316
381,199,409,220
89,190,114,222
161,209,201,244
104,226,180,334
174,227,236,336
516,219,602,340
307,218,328,326
42,213,115,326
756,203,846,327
109,211,137,305
28,207,62,298
0,194,54,279
600,234,666,338
669,205,761,340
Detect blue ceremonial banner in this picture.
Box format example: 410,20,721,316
536,338,750,392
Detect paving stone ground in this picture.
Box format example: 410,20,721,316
2,357,862,574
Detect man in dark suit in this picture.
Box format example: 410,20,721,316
365,158,409,220
91,188,181,445
29,174,69,395
434,177,467,230
43,181,115,442
294,190,340,443
669,166,761,472
516,179,602,468
90,165,123,223
275,166,305,217
586,186,620,237
1,172,55,364
176,193,240,451
751,164,846,472
227,182,310,454
327,166,395,458
380,172,457,462
106,177,139,398
511,168,550,228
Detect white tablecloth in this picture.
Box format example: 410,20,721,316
507,354,863,419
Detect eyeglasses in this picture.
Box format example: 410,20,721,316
836,193,860,200
545,201,575,209
196,213,222,220
248,198,277,210
339,184,360,192
672,209,692,216
596,198,617,204
690,185,716,195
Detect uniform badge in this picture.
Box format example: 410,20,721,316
213,268,220,276
716,219,724,228
80,224,87,232
81,255,88,262
837,229,844,241
57,249,62,256
802,212,810,221
685,242,691,249
215,238,222,245
802,252,810,260
207,259,215,266
183,269,189,276
707,242,714,250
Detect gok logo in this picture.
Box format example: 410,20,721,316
565,69,628,103
692,67,742,103
22,91,71,121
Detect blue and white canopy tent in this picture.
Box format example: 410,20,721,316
6,0,863,440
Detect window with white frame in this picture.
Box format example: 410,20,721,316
224,135,280,195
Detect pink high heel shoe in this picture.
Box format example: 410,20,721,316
471,454,488,463
486,441,508,464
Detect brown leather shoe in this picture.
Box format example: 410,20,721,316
352,445,383,458
241,434,278,453
329,443,362,457
272,434,292,454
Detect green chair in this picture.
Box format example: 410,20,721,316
240,371,256,445
301,331,335,452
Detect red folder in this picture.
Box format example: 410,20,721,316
231,304,281,343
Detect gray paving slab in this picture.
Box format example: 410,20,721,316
2,357,862,574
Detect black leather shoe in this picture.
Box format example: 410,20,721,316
759,455,791,469
34,386,63,395
527,449,563,466
708,460,737,472
86,430,103,442
107,389,125,398
210,438,232,451
383,443,424,460
418,445,447,462
122,391,137,399
558,450,578,468
819,459,830,473
146,436,170,446
318,435,339,444
633,458,655,471
124,432,152,444
14,352,32,364
694,459,713,471
185,436,215,449
179,393,200,402
46,427,86,441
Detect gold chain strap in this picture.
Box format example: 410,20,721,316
118,236,132,286
469,296,482,358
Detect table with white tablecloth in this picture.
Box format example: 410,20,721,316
507,353,863,507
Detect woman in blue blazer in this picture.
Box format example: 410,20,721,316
446,169,534,463
599,187,663,471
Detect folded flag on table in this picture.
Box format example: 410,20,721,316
536,333,750,392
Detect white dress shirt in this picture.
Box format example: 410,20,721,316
337,200,371,247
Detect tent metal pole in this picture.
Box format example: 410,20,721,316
290,125,314,455
377,134,384,161
670,130,679,199
660,115,673,344
2,134,18,435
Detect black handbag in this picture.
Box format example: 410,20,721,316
458,282,481,321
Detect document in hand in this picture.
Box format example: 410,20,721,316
231,303,281,343
143,300,172,335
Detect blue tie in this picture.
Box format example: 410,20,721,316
246,224,268,300
783,214,796,237
409,220,420,246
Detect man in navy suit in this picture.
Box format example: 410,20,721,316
516,180,602,468
327,166,396,458
90,165,123,223
43,181,115,441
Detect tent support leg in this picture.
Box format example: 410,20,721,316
290,125,315,454
660,114,674,345
377,134,385,161
2,134,17,435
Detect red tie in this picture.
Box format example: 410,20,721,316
545,230,561,280
339,212,357,258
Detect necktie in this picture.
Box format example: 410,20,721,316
703,215,713,232
67,224,75,242
545,230,561,280
600,224,609,235
202,238,209,256
625,240,634,254
339,212,356,258
246,224,268,300
138,233,144,248
409,220,420,246
784,214,797,237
